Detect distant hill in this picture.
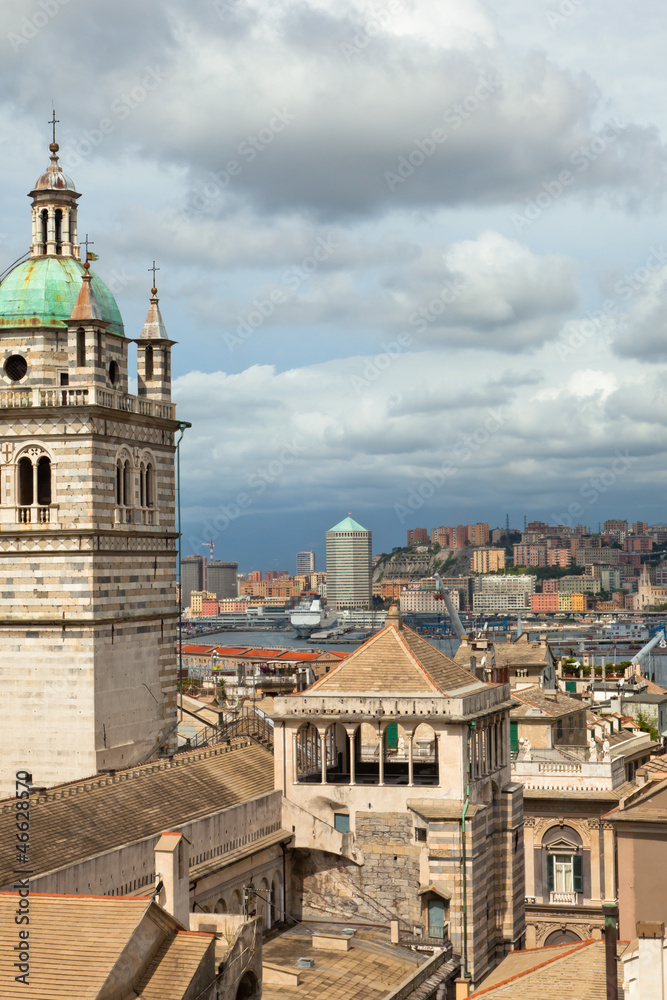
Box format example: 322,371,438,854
373,545,472,582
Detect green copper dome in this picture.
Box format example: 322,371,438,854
0,257,124,337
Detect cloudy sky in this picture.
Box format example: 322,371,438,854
1,0,667,571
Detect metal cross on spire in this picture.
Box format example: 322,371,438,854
49,108,59,145
148,261,160,288
82,234,95,260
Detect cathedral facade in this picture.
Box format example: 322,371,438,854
0,139,180,796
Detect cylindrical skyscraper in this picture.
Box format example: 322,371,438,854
325,516,372,610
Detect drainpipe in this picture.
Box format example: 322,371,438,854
602,903,618,1000
176,422,191,723
461,721,475,982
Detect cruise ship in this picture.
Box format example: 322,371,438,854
290,598,337,638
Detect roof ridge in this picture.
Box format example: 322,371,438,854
469,940,596,997
394,626,444,694
306,627,391,691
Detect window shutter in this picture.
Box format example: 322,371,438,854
546,853,554,892
510,722,519,753
573,853,583,893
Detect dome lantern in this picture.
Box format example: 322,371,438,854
28,121,81,260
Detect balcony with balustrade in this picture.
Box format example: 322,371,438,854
0,384,175,421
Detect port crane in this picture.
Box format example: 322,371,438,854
433,572,468,640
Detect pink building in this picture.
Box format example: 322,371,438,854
531,593,558,613
624,536,653,552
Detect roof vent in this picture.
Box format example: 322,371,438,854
297,957,315,968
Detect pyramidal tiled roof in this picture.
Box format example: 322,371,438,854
311,619,483,696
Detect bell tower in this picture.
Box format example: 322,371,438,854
0,133,182,797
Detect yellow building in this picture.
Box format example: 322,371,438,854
472,548,506,574
557,592,573,612
190,590,216,615
571,593,588,612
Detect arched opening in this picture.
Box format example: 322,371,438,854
109,359,119,385
325,722,350,783
229,889,243,915
355,723,380,784
163,346,171,379
271,875,282,925
37,456,51,506
259,878,271,930
544,928,581,946
76,328,86,367
214,898,227,914
116,460,123,506
412,723,439,785
139,463,146,508
201,905,211,913
40,210,47,247
146,462,154,507
145,344,153,381
236,971,258,1000
55,209,62,252
123,460,131,508
18,457,33,506
295,723,321,782
382,723,410,785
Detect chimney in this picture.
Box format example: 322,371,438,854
602,903,618,1000
154,831,190,927
636,921,665,997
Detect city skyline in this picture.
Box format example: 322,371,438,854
1,3,667,570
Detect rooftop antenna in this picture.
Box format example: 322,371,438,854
523,514,527,530
202,538,214,562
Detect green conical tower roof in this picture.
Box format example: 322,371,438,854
329,515,368,532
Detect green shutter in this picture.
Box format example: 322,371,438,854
573,853,583,893
565,681,576,693
385,722,398,750
546,853,554,892
510,722,519,753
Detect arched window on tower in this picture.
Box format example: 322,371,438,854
40,210,48,248
37,456,51,506
146,463,154,507
18,457,33,506
54,209,62,253
139,463,146,508
145,345,153,381
116,460,123,506
76,328,86,367
123,460,131,509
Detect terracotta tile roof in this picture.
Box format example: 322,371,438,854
0,893,213,998
468,940,626,998
262,923,422,1000
0,741,274,887
135,931,215,999
511,686,584,718
310,623,483,696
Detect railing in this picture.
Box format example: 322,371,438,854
0,384,176,419
114,506,160,526
537,763,582,774
550,891,577,905
399,925,452,953
180,708,274,753
16,504,58,524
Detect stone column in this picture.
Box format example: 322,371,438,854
319,730,327,784
346,728,356,785
378,724,384,786
62,207,71,256
524,818,535,898
603,822,615,899
32,460,38,511
407,730,414,786
588,820,601,903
